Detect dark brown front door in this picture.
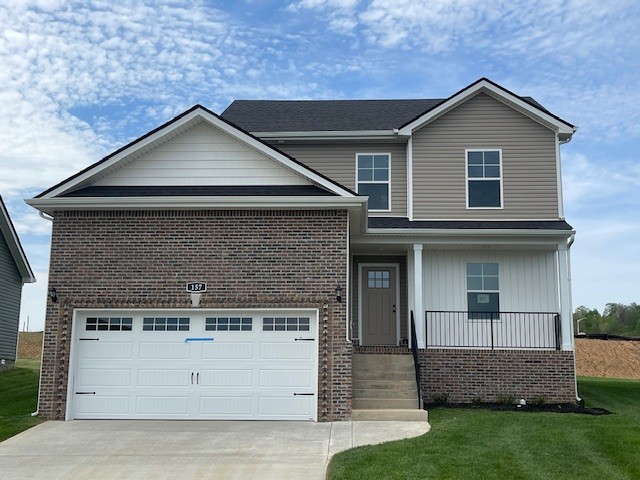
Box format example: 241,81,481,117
361,266,397,345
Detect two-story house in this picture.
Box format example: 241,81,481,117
27,78,577,422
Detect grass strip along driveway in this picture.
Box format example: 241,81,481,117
328,377,640,480
0,363,44,442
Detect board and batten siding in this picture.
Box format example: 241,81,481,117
423,250,559,312
412,92,559,219
277,143,407,216
94,122,310,187
0,233,23,362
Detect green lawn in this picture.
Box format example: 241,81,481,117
0,364,44,442
328,377,640,480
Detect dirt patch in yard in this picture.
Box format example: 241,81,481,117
17,332,43,360
575,338,640,380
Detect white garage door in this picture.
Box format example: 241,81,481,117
69,310,318,421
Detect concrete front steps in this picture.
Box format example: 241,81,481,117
352,353,428,422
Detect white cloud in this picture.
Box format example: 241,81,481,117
562,151,640,207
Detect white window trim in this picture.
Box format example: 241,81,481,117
356,152,392,212
466,262,500,321
357,263,401,346
465,148,504,210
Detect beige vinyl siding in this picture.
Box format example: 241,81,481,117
95,122,309,187
277,143,407,216
412,92,559,219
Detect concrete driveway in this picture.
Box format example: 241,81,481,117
0,420,430,480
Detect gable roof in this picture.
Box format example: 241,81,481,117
220,78,575,139
0,196,36,284
34,105,358,200
397,77,576,139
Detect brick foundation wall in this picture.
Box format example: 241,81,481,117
419,349,576,404
40,209,351,422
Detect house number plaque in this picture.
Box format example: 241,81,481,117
186,282,207,293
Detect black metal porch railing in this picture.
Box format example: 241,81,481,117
409,311,423,409
425,311,561,350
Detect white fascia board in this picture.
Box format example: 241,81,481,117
398,80,576,136
366,228,575,236
41,108,356,200
253,130,401,140
26,196,368,215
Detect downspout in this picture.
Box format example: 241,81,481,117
567,233,581,402
32,211,53,416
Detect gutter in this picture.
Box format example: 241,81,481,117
26,196,368,216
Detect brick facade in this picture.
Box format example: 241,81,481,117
39,209,351,421
419,348,576,404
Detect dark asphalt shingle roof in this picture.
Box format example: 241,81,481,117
62,185,337,197
221,96,549,133
368,218,574,231
221,99,442,132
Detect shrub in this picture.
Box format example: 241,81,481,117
530,396,546,407
472,396,483,405
497,394,516,406
432,392,449,405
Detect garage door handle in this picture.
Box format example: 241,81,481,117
191,372,194,384
295,338,315,341
76,391,96,395
293,393,315,396
197,372,200,385
79,338,99,341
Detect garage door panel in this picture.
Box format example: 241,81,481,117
76,395,130,415
199,369,253,387
79,342,133,360
258,396,314,417
199,396,253,416
77,368,131,387
201,342,254,359
138,342,190,360
137,369,190,387
259,369,314,388
136,395,189,415
259,342,314,360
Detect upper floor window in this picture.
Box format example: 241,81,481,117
466,150,502,208
357,153,390,211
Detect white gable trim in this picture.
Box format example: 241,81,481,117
398,79,576,137
39,107,356,199
0,197,36,283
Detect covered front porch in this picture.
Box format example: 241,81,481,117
349,230,575,353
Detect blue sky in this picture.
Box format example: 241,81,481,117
1,0,638,331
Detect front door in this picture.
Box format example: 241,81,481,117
361,266,398,345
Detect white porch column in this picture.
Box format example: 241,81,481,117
558,241,574,350
412,244,425,348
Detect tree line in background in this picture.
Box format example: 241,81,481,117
573,303,640,338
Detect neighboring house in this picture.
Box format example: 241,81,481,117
27,78,578,422
0,196,36,371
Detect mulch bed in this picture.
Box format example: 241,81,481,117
424,402,611,415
